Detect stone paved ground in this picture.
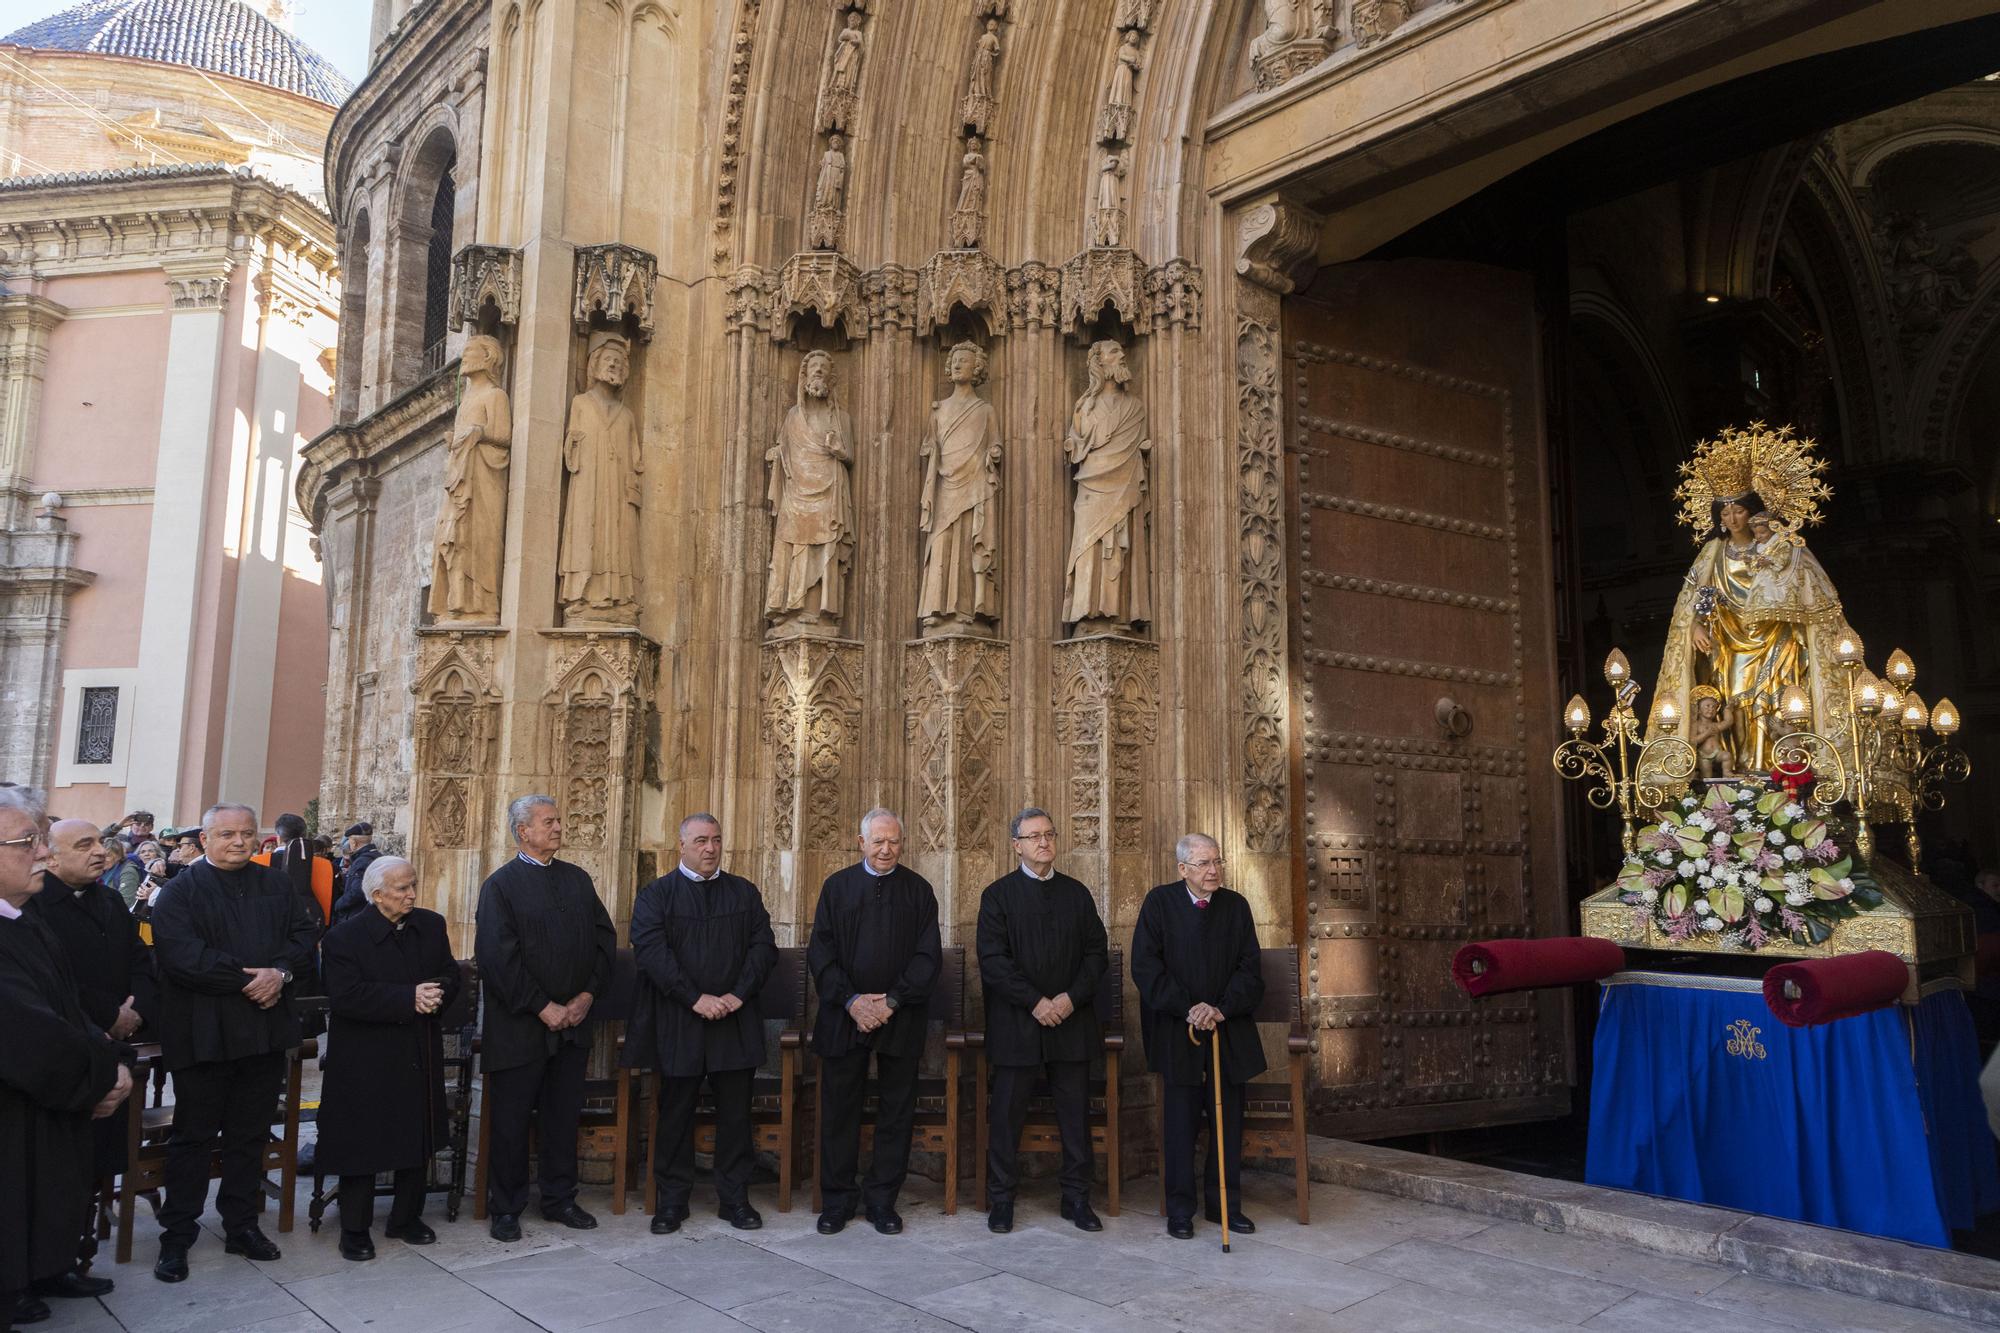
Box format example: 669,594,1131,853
42,1170,1995,1333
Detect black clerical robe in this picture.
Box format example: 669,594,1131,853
1130,883,1267,1086
30,876,156,1039
473,856,616,1073
808,864,941,1059
315,906,459,1176
628,869,777,1077
977,868,1107,1067
149,859,320,1072
0,909,122,1292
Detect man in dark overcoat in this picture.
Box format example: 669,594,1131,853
1130,832,1265,1240
976,806,1107,1234
628,813,776,1234
315,856,459,1260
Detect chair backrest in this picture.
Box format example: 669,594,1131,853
934,945,966,1031
1093,945,1124,1032
758,946,808,1025
439,957,479,1030
1252,947,1302,1033
598,947,641,1023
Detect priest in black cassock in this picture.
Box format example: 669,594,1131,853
315,856,459,1260
628,813,776,1235
27,819,154,1295
1130,832,1265,1240
149,803,320,1282
474,795,616,1241
977,807,1107,1234
0,791,131,1332
808,808,940,1236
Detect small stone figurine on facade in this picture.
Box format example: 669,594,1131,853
428,334,512,622
1091,153,1125,248
1064,340,1151,634
766,350,855,632
919,341,1002,633
558,332,643,625
820,11,866,132
808,135,848,250
951,142,988,249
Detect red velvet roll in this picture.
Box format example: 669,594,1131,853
1762,951,1910,1027
1451,937,1625,998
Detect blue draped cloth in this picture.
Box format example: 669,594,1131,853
1585,971,1998,1247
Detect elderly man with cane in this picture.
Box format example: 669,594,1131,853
1130,833,1264,1241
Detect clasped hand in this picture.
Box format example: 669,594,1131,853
414,982,445,1016
1031,993,1075,1027
692,993,744,1020
847,992,893,1032
1185,1001,1224,1032
90,1064,133,1120
240,967,285,1009
539,992,595,1031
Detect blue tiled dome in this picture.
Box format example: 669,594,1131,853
3,0,352,106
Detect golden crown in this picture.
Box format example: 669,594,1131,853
1673,421,1832,541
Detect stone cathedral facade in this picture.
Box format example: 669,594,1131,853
303,0,2000,1138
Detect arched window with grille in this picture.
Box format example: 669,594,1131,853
421,160,456,378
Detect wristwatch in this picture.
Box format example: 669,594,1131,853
883,995,899,1012
277,969,293,985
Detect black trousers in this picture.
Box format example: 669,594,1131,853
159,1051,288,1247
1161,1079,1244,1222
986,1060,1091,1206
337,1167,426,1237
818,1047,920,1215
652,1067,754,1213
483,1042,589,1217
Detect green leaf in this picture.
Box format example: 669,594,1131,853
1658,810,1683,829
1665,884,1689,918
1810,877,1852,901
1805,917,1834,944
1794,818,1825,846
1712,885,1746,922
1713,785,1737,805
1760,875,1789,898
1824,857,1852,881
1734,829,1767,847
1756,790,1785,816
1676,834,1709,858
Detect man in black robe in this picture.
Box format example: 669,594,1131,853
808,807,940,1235
149,803,320,1282
316,856,459,1260
27,819,154,1296
628,813,776,1235
0,791,130,1330
1130,832,1265,1240
474,795,616,1241
977,806,1107,1234
332,823,380,925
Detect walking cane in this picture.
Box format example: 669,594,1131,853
1187,1023,1230,1252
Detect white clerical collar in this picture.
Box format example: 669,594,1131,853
679,862,720,882
1187,886,1217,908
517,851,554,868
0,897,19,920
1021,862,1054,881
863,861,893,877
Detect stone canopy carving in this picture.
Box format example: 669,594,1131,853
1249,0,1336,92
449,244,523,329
428,334,512,623
919,341,1003,635
1065,339,1151,634
573,243,658,339
558,332,643,626
766,350,855,633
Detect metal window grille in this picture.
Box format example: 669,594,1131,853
420,161,457,375
75,686,118,764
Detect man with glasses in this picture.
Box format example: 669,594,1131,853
976,807,1107,1233
1130,833,1265,1240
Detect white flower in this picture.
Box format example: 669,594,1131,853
1641,888,1660,905
1754,896,1774,913
1701,917,1725,933
1682,796,1699,810
1677,860,1699,877
1784,870,1806,889
1698,875,1715,890
1767,830,1786,845
1782,803,1805,821
1655,852,1673,866
1693,898,1712,915
1785,889,1810,906
1784,845,1804,863
1688,813,1714,832
1736,788,1755,804
1838,877,1854,893
1711,832,1730,847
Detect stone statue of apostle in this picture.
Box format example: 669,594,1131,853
1064,339,1151,634
428,334,511,622
558,332,643,625
918,341,1002,633
766,350,854,632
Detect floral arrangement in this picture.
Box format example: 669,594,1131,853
1614,779,1882,950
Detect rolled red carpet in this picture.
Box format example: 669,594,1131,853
1762,951,1910,1027
1451,937,1625,997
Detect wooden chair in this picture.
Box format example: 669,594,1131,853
641,946,812,1214
1153,947,1311,1224
114,1038,313,1263
812,945,968,1214
972,946,1126,1215
474,949,643,1218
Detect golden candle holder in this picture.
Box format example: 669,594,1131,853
1554,648,1697,856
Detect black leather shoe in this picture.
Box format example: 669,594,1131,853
816,1206,854,1235
384,1220,436,1245
338,1232,375,1262
489,1213,523,1242
1202,1206,1255,1234
541,1202,598,1230
224,1228,281,1261
650,1207,687,1235
719,1203,763,1231
986,1202,1014,1234
1167,1216,1194,1240
865,1207,903,1235
153,1246,190,1283
32,1272,114,1298
13,1294,51,1324
1060,1199,1103,1232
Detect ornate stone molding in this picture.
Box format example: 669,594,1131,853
410,628,506,851
903,637,1009,856
450,243,523,329
1060,246,1150,333
541,629,658,856
573,243,659,339
169,274,230,310
1351,0,1411,47
1007,261,1061,331
918,250,1008,337
1235,311,1288,854
1235,195,1322,295
724,264,779,334
713,0,766,263
762,637,863,852
860,263,919,335
1146,259,1203,332
1249,0,1336,92
777,251,863,339
1053,636,1159,854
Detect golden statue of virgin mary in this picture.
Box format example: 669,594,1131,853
1647,423,1848,775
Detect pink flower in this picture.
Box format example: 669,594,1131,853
1778,905,1808,936
1644,866,1676,889
1664,911,1699,941
1744,917,1769,949
1651,829,1680,853
1808,841,1840,863
1707,845,1731,867
1630,907,1652,933
1753,849,1782,873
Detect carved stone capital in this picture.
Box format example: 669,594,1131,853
1234,194,1323,295
724,265,778,334
167,273,230,310
919,250,1008,337
1145,258,1203,332
573,243,659,339
762,637,863,852
1351,0,1411,48
903,637,1009,855
777,252,862,340
1006,261,1061,332
451,244,523,329
861,263,919,336
1060,246,1150,334
1053,635,1160,855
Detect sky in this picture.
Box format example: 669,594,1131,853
0,0,370,88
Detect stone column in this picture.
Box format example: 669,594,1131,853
0,292,64,500
319,472,382,830
0,499,93,788
541,627,658,922
411,625,506,938
1052,634,1160,929
760,635,863,935
903,635,1010,941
